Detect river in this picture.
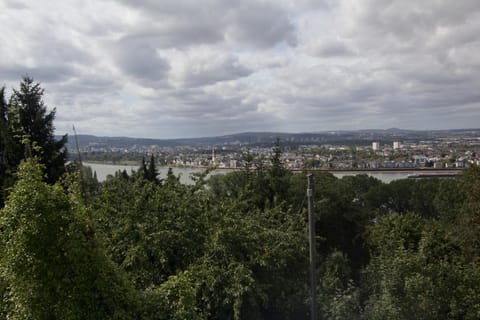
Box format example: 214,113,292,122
84,162,457,184
84,163,210,185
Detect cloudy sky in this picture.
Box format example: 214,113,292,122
1,0,479,138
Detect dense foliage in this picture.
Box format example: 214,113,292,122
1,79,480,319
0,77,67,206
3,158,480,319
0,160,139,319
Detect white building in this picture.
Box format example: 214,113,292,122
393,141,400,150
372,142,380,151
412,155,427,165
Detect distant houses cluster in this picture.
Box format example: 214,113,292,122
78,138,480,170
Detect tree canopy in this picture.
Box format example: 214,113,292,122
0,77,67,206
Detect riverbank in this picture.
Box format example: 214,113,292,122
84,162,463,184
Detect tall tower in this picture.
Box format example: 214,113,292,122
212,146,216,165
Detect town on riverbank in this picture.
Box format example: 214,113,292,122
71,129,480,171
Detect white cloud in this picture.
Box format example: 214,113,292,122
0,0,479,138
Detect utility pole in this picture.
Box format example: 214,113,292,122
307,174,317,320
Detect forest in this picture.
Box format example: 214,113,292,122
1,78,480,319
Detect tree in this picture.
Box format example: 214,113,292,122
146,154,160,183
0,86,9,206
0,159,139,319
93,171,205,290
135,155,161,184
454,165,480,260
148,201,309,320
266,138,290,206
138,156,148,180
6,76,67,184
363,213,480,320
317,251,361,320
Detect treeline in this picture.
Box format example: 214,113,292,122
1,79,480,319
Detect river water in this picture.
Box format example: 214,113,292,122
84,162,434,184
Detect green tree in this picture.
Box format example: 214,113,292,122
6,77,67,184
149,202,309,320
317,251,361,320
137,156,160,183
146,154,160,183
308,172,372,275
0,159,139,319
93,172,205,290
164,167,180,187
0,86,9,206
363,213,480,320
454,165,480,260
266,138,290,206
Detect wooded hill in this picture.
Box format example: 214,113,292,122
66,128,480,149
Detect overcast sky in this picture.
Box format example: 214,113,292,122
1,0,479,138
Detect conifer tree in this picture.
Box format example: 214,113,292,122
138,156,148,180
0,87,8,206
266,138,290,205
147,154,159,183
7,76,67,184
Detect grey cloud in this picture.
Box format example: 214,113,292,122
3,0,28,10
0,27,92,80
3,0,480,138
65,76,120,92
49,77,121,111
84,1,480,134
179,57,253,88
120,22,223,49
116,0,296,49
165,87,257,119
225,2,297,48
342,0,480,51
133,98,271,138
0,65,76,83
36,35,92,66
133,79,261,128
160,22,224,47
309,39,355,57
113,37,170,84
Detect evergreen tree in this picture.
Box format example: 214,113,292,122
266,138,290,206
136,155,160,183
7,76,67,184
138,156,148,180
164,167,180,187
0,86,8,206
147,154,159,183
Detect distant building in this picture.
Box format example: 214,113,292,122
229,160,238,168
398,161,414,168
356,162,367,169
372,142,380,151
413,155,427,166
434,162,444,169
382,160,396,168
211,146,216,165
393,141,400,150
369,161,379,169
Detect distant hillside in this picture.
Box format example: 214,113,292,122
61,128,480,150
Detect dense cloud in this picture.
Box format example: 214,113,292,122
0,0,479,138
